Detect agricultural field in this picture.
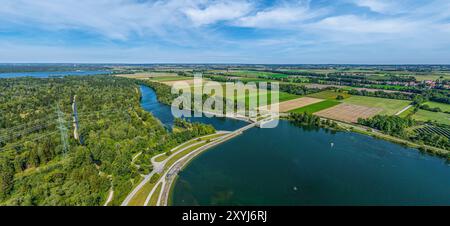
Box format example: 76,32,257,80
413,73,450,81
414,125,450,139
422,101,450,112
149,75,192,82
184,82,300,110
117,72,180,79
161,77,205,86
227,70,289,78
315,103,382,123
289,100,341,114
273,97,323,112
399,106,415,117
307,90,351,100
343,96,411,115
412,110,450,125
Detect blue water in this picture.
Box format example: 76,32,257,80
139,85,248,131
138,84,450,206
0,70,111,78
172,121,450,205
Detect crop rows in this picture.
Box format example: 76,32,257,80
414,125,450,139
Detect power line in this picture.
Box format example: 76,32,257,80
0,114,59,133
56,104,69,155
0,130,59,151
0,121,59,142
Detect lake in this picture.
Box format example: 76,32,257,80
139,85,450,205
0,70,111,78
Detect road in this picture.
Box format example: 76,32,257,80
153,122,257,206
121,131,231,206
121,121,258,206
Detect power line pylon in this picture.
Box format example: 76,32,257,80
56,104,69,155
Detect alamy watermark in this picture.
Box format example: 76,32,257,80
170,73,280,128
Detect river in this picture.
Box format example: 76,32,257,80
140,85,450,205
140,85,248,131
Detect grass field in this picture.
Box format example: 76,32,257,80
423,101,450,112
413,73,450,81
343,96,411,115
201,83,301,107
149,76,191,82
228,70,289,78
307,90,351,100
399,106,415,117
289,100,341,114
412,110,450,125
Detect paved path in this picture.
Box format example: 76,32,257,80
121,131,230,206
103,189,114,206
395,105,413,115
155,122,257,206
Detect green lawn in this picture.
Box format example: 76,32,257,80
307,90,351,100
164,142,207,171
154,133,225,162
289,100,340,114
423,101,450,112
127,180,157,206
343,96,411,115
148,183,162,206
412,109,450,125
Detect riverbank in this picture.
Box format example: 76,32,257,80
280,113,449,159
331,120,449,159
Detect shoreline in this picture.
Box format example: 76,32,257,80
158,123,256,206
136,84,449,206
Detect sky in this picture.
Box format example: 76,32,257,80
0,0,449,64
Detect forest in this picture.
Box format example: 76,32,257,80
0,75,214,205
358,115,449,151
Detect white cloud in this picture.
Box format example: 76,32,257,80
310,15,418,34
353,0,397,13
234,2,325,29
0,0,243,40
184,1,252,26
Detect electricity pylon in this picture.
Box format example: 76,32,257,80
56,104,69,155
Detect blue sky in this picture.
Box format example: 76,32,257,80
0,0,449,64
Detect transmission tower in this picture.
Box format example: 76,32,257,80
56,104,69,154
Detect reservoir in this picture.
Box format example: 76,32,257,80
140,85,450,205
0,70,111,78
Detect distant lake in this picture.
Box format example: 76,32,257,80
0,70,111,78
